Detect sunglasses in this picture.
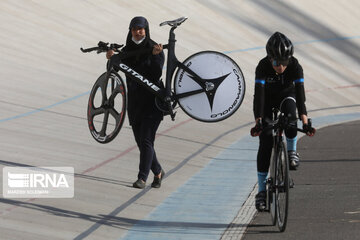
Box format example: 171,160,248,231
271,59,290,66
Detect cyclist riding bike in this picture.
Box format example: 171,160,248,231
251,32,315,210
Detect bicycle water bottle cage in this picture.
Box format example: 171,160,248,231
160,17,188,27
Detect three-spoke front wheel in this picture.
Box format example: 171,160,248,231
87,71,127,143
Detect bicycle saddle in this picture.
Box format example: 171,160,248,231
160,17,188,27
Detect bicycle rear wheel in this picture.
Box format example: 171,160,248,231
173,51,245,122
275,141,290,232
87,71,127,143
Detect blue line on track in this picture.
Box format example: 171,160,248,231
0,91,89,123
120,136,258,240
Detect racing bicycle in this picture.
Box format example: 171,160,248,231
81,17,245,143
261,101,312,232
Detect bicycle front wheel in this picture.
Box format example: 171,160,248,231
87,71,127,143
275,141,290,232
173,51,245,122
269,148,277,226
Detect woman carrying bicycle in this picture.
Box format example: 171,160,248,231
107,16,165,189
251,32,315,210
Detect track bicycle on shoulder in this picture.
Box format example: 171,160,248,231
81,17,245,143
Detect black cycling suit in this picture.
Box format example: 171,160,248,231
253,56,307,172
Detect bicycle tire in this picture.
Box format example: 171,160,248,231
269,148,277,226
275,141,289,232
87,71,127,143
173,51,245,122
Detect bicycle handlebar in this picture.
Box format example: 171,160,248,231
264,116,311,134
81,41,168,55
80,41,124,54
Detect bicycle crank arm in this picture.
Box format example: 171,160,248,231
164,96,176,121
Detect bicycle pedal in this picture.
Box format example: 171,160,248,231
170,111,176,121
256,204,267,212
289,178,295,188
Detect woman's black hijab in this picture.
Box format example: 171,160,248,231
123,16,156,64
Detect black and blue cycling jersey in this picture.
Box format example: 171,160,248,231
253,56,307,119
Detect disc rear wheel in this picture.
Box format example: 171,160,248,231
173,51,245,122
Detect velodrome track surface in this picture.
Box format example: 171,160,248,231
242,119,360,240
0,1,359,239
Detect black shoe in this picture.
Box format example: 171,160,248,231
133,179,145,189
288,151,300,170
151,169,165,188
255,191,267,211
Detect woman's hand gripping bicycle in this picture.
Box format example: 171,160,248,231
81,17,246,143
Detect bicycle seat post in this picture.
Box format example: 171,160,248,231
160,17,187,98
163,26,179,121
164,26,178,94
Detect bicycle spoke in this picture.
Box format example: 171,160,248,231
108,89,121,107
100,78,108,103
90,107,105,117
109,108,121,123
99,111,109,136
175,89,205,99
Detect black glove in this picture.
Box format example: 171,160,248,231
303,119,316,136
251,120,263,137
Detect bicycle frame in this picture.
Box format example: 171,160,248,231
82,17,245,143
110,61,163,97
163,25,206,99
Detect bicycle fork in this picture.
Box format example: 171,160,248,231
265,177,274,212
266,138,281,212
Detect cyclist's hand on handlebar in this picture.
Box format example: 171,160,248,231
251,119,263,137
152,44,163,55
303,123,316,136
301,115,315,136
302,118,315,136
106,50,114,59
